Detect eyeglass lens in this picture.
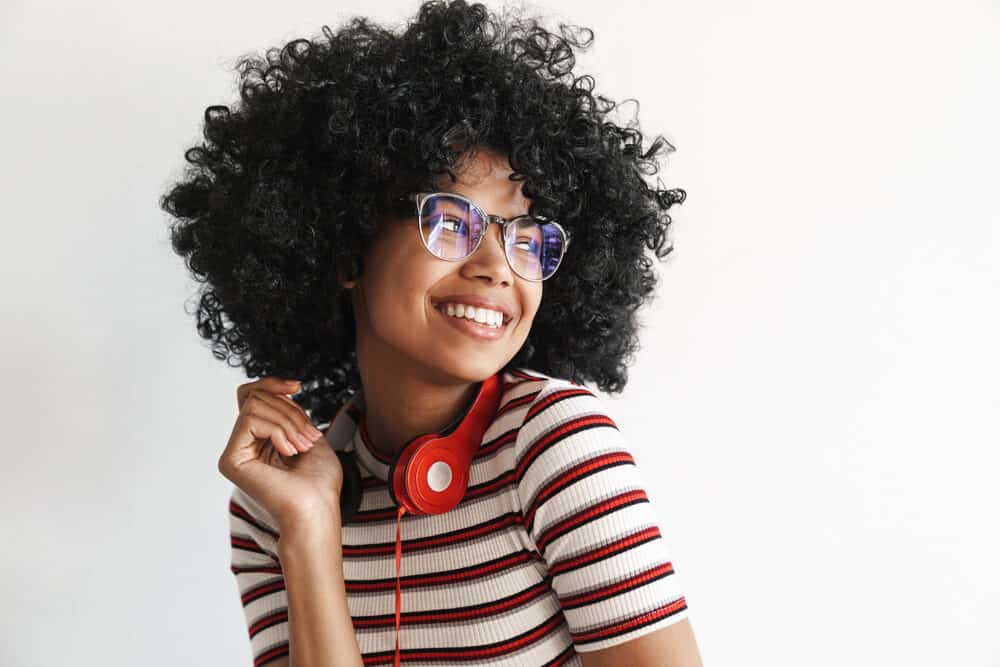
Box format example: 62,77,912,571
419,193,566,281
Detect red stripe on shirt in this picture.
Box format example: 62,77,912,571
475,428,518,458
341,512,522,557
535,489,649,553
523,387,596,422
345,549,537,592
571,597,689,645
230,534,268,556
349,469,515,524
254,643,289,667
542,644,577,666
360,610,566,664
497,389,543,417
248,607,288,637
352,580,551,627
559,561,676,609
515,414,618,484
240,578,286,606
508,368,548,382
548,526,662,576
230,500,278,539
523,451,636,532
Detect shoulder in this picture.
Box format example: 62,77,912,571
504,367,627,474
505,368,659,569
506,367,615,440
501,366,598,414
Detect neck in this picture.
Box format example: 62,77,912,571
347,280,494,459
354,341,482,461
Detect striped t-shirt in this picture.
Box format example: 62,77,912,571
228,366,688,666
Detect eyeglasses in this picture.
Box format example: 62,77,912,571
401,191,571,282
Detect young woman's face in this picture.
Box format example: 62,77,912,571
343,148,544,384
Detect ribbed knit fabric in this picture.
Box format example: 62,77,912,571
228,367,688,666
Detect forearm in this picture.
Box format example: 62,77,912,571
277,515,364,667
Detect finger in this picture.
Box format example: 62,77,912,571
218,415,297,502
246,388,322,445
221,412,295,466
237,377,301,410
242,392,318,455
272,393,326,436
242,394,311,456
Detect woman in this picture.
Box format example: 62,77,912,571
160,1,700,665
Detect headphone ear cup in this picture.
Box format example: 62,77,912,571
336,450,363,524
382,375,501,516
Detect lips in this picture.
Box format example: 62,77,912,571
430,294,514,324
433,303,509,340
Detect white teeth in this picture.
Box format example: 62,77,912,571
438,302,505,329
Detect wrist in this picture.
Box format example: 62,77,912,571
278,506,343,555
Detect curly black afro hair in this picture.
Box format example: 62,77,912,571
159,0,686,424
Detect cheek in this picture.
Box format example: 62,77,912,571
516,286,543,331
368,286,424,334
363,261,442,338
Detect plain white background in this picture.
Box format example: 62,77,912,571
2,0,997,664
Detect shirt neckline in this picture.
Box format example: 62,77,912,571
325,370,526,483
351,401,392,482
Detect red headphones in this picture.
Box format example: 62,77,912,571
386,371,502,514
335,371,502,521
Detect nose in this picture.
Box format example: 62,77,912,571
464,218,513,284
485,216,507,249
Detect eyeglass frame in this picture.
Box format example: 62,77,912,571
400,191,572,282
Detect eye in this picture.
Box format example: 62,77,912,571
435,215,469,235
513,237,539,253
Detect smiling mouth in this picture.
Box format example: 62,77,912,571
433,303,511,338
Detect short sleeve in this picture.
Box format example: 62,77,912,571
228,485,290,666
514,380,689,652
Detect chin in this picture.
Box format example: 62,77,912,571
431,351,513,385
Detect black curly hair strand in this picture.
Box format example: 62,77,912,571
159,0,686,424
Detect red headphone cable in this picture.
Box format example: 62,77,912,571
394,504,407,667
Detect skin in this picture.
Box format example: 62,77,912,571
224,146,703,666
339,147,543,460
